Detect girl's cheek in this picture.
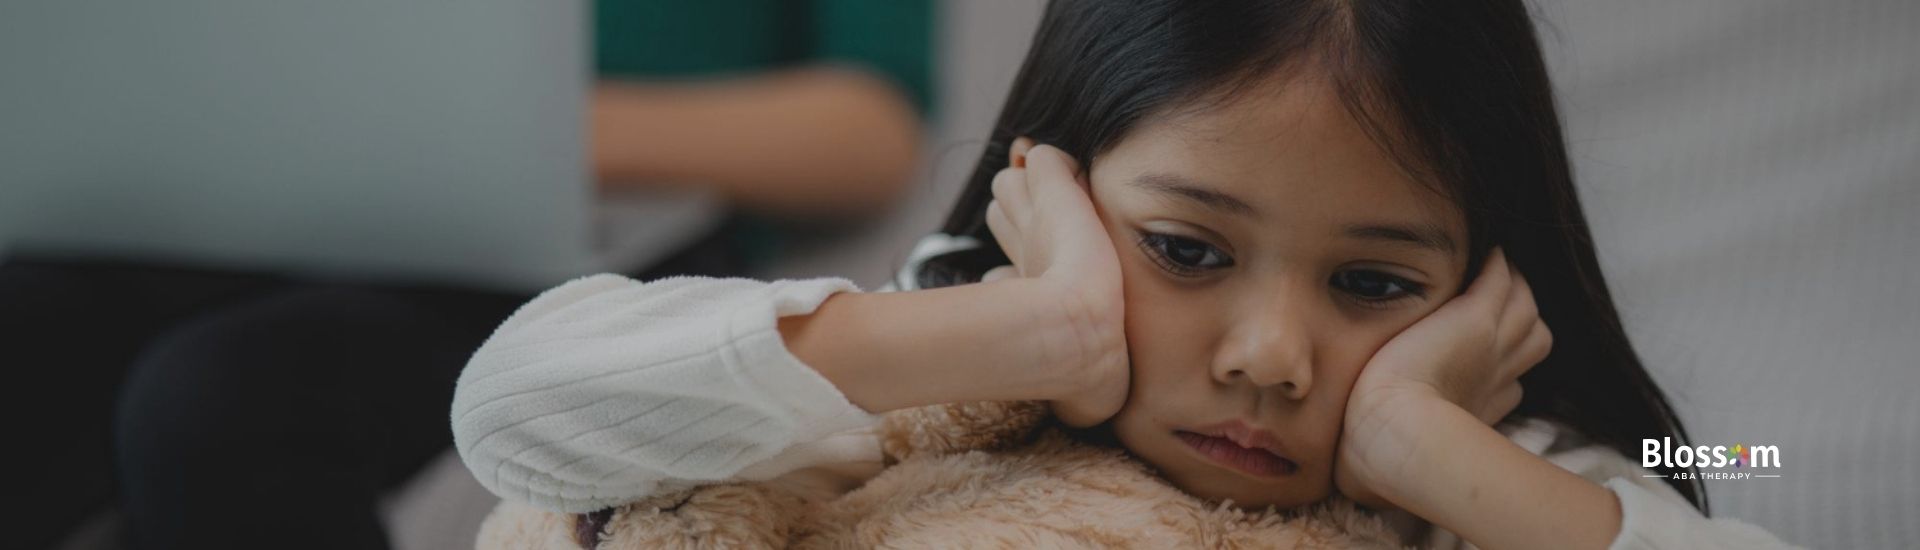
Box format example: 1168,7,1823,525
1325,333,1387,395
1308,333,1392,445
1120,283,1226,408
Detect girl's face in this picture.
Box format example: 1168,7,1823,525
1087,73,1470,509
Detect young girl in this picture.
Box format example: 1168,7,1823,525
453,1,1797,548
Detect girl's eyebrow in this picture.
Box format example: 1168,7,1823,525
1343,222,1457,254
1131,172,1456,254
1130,173,1258,218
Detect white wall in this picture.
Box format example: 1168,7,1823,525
1534,1,1918,545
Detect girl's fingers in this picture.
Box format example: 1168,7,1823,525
981,265,1018,282
1500,273,1541,346
1503,255,1538,324
1497,260,1548,372
990,167,1033,226
1465,247,1513,311
1022,144,1087,206
1003,138,1041,227
1518,318,1554,370
1484,383,1523,424
985,200,1023,272
1054,143,1086,174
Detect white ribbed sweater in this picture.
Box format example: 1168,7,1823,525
450,274,878,513
450,270,1797,549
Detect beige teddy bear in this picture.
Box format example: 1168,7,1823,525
474,401,1405,549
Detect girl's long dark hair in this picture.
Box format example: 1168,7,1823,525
917,0,1707,510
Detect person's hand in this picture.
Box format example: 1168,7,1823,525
1335,247,1552,507
980,137,1130,427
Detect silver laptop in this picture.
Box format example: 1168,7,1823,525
0,0,720,291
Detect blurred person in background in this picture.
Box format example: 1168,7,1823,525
11,1,931,549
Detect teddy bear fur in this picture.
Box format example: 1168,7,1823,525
474,401,1406,549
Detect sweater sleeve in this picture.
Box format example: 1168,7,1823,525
1602,478,1801,550
450,273,881,513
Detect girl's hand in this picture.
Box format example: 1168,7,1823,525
1335,247,1553,507
981,137,1130,427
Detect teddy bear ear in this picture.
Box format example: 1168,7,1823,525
879,401,1051,461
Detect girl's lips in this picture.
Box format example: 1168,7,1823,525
1176,430,1299,478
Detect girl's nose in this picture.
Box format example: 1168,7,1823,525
1210,305,1314,400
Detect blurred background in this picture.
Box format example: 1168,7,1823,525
3,1,1914,549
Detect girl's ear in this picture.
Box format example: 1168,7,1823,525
1010,136,1036,168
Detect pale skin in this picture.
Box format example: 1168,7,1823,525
778,72,1622,549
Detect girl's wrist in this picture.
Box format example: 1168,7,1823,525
1342,387,1455,504
1027,276,1127,397
1352,393,1622,550
781,277,1090,413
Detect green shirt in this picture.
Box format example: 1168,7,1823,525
592,0,935,269
593,0,934,116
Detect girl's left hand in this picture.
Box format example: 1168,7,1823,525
1335,247,1553,508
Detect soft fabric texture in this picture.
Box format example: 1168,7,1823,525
476,400,1404,549
455,272,1802,549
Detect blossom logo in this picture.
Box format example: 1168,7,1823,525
1641,437,1782,480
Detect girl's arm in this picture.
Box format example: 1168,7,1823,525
1369,397,1803,550
451,272,1113,514
784,142,1129,427
1357,392,1622,549
452,142,1122,514
1339,250,1799,549
451,274,887,513
778,276,1107,414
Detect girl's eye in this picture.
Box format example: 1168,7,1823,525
1138,232,1234,276
1329,269,1426,305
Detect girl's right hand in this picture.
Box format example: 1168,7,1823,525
981,137,1130,427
